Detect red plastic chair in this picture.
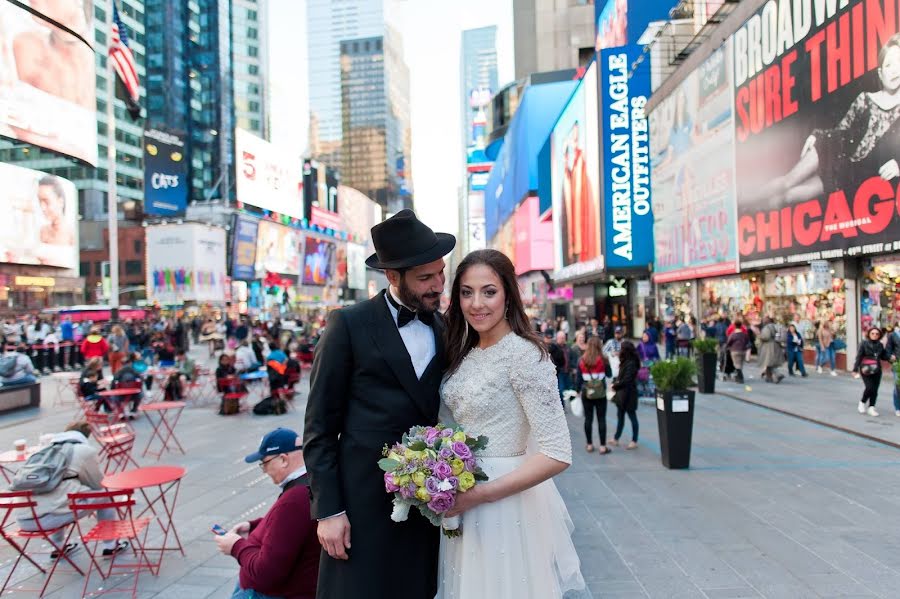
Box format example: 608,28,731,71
68,490,154,598
0,490,84,596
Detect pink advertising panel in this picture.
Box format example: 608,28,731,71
513,195,554,276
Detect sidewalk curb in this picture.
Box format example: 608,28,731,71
716,390,900,451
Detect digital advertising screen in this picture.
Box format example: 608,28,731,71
302,236,335,286
235,127,304,219
0,163,78,269
143,126,188,215
0,0,97,165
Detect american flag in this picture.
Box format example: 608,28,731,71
109,1,140,117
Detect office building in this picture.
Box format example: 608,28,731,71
307,0,383,166
231,0,269,139
460,26,498,149
513,0,595,79
340,29,412,213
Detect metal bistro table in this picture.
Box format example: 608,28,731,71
0,447,38,484
138,401,186,459
239,370,269,404
49,372,80,407
97,388,141,419
101,465,186,573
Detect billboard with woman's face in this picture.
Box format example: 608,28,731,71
0,0,97,165
0,163,77,269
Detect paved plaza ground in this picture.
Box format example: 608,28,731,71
1,349,900,598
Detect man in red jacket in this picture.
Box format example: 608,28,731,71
215,428,320,599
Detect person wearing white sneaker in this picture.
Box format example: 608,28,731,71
852,327,895,417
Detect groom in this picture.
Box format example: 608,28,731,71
303,210,455,599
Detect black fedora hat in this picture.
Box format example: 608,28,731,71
366,209,456,270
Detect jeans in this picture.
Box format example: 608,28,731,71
19,504,117,549
556,372,571,402
614,404,639,442
893,385,899,412
230,582,283,599
786,349,806,375
2,375,36,386
817,345,836,370
582,394,607,446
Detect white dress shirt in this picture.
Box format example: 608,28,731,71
385,289,436,379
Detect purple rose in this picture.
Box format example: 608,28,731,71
425,458,437,470
433,461,453,480
452,441,473,459
438,447,454,460
427,491,455,514
384,472,400,493
425,428,441,446
441,429,454,438
464,458,476,471
398,483,416,499
425,476,441,495
446,476,459,490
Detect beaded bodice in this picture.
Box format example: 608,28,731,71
441,333,572,464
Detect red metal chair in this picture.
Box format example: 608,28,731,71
112,380,143,417
0,490,84,596
84,411,137,473
67,490,154,598
217,376,247,415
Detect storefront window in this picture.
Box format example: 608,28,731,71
861,258,900,333
700,276,763,327
658,281,693,323
763,268,846,344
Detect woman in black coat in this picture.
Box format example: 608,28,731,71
610,340,640,449
853,327,895,417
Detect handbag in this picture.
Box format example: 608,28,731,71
583,376,606,400
860,358,879,376
569,395,584,418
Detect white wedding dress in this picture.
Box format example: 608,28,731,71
436,332,589,599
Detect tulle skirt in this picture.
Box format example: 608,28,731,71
435,455,589,599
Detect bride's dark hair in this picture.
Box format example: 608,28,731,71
444,249,546,375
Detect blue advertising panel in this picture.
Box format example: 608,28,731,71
600,45,653,269
595,0,671,51
143,126,188,215
231,215,259,281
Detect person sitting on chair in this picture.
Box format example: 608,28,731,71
0,343,37,386
112,352,145,417
78,358,107,410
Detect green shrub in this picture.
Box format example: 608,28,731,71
692,337,719,354
892,359,900,379
650,358,697,392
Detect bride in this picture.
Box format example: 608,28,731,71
436,249,588,598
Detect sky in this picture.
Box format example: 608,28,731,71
267,0,515,236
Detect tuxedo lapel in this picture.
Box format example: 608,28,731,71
421,314,446,382
369,292,430,418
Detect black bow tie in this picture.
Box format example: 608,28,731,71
387,292,434,328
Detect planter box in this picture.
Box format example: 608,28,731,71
656,389,695,469
696,352,716,394
0,382,41,415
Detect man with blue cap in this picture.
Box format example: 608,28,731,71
215,428,320,599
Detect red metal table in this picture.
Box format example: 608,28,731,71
138,401,186,459
49,372,80,407
146,368,177,402
97,388,141,419
0,447,38,484
101,465,186,572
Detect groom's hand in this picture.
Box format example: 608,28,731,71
318,514,351,560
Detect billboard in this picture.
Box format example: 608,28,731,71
346,243,366,290
235,128,304,219
595,0,670,52
338,185,381,246
650,46,738,282
0,0,97,165
146,224,227,304
255,220,301,275
303,160,338,218
303,236,336,286
0,164,78,269
550,72,601,268
600,49,653,269
733,0,900,267
143,126,188,215
231,215,259,280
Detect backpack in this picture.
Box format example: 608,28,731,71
252,396,286,416
10,442,75,494
0,355,18,378
583,377,606,400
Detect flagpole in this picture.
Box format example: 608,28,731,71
105,0,119,321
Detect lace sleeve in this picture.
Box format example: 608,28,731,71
508,341,573,464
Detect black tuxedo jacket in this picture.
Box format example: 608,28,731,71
303,290,443,599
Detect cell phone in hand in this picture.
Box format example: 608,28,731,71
211,524,227,536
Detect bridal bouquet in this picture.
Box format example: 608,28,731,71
379,424,488,537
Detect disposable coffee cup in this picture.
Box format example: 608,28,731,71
14,439,26,458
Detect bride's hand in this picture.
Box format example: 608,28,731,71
445,484,492,518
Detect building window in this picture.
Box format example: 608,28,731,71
133,240,142,254
79,262,90,277
94,262,103,276
124,260,142,276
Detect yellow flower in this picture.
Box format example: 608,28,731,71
451,431,467,442
391,474,402,486
388,451,402,462
415,488,432,502
397,474,411,486
411,471,426,487
450,459,464,476
458,471,475,491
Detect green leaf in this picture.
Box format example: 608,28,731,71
474,471,489,482
649,357,697,392
378,458,400,472
408,441,427,451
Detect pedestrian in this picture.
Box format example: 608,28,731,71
676,318,693,357
785,323,808,377
725,319,751,384
757,317,785,383
569,330,588,392
578,337,610,454
886,326,900,416
609,340,640,450
602,316,615,342
603,326,624,377
548,331,571,405
79,326,109,371
816,320,838,375
664,319,676,359
107,324,129,375
215,428,320,598
853,327,895,417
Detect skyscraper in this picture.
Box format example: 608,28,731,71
231,0,269,139
513,0,595,79
306,0,383,167
340,28,412,213
460,26,499,149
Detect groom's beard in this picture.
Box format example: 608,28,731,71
398,277,441,314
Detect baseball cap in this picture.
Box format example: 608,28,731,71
244,428,303,463
614,326,623,333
